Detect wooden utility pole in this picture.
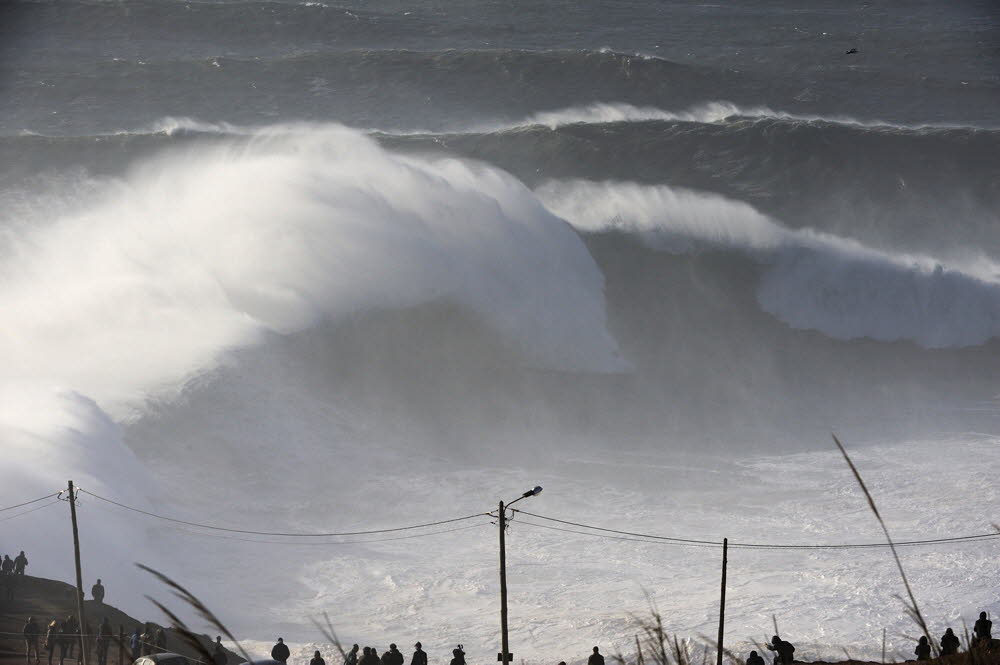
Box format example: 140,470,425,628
499,500,510,665
68,481,89,665
717,538,728,665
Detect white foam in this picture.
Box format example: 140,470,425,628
0,124,623,615
537,179,1000,347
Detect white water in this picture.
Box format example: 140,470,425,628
537,180,1000,348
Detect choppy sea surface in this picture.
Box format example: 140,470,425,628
2,1,999,661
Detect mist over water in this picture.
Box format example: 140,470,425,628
3,0,1000,661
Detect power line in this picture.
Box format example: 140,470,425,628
84,497,492,545
0,492,61,512
79,488,490,537
0,498,62,523
512,509,1000,551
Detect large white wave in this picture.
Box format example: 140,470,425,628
0,124,623,610
537,180,1000,348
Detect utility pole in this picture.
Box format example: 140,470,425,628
499,500,510,665
716,538,727,665
496,486,541,665
68,481,89,665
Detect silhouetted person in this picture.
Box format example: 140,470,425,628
941,628,960,656
747,651,765,665
15,551,28,575
96,617,112,665
371,649,380,664
915,636,930,661
411,643,427,665
213,637,228,665
450,646,465,665
130,628,141,661
384,644,403,665
359,647,374,665
311,651,326,665
92,580,105,604
24,616,40,665
974,612,993,646
766,636,794,665
2,555,14,575
272,638,290,664
60,616,78,665
588,647,604,665
345,645,359,665
45,620,59,665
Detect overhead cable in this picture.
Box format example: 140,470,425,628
0,492,62,512
512,508,1000,550
79,489,490,537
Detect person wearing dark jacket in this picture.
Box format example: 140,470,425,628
24,616,40,665
345,645,359,665
384,645,404,665
941,629,960,656
746,651,765,665
915,636,931,661
92,580,105,604
96,617,112,665
974,613,993,646
766,636,794,665
271,638,290,664
60,616,78,665
588,647,605,665
411,643,427,665
45,620,59,665
449,646,465,665
212,637,228,665
311,651,326,665
14,551,28,575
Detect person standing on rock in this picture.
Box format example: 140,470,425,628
212,637,228,665
271,638,290,664
91,580,105,604
14,551,28,575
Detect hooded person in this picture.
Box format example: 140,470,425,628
411,643,427,665
941,628,960,656
746,651,765,665
2,555,14,575
311,651,326,665
271,639,291,664
450,646,465,665
588,647,604,665
915,636,931,661
14,551,28,575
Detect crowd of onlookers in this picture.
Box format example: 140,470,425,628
10,571,997,665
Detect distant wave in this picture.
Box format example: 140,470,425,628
490,101,993,132
538,180,1000,348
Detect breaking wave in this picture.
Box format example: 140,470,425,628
537,180,1000,348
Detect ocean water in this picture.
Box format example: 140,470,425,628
2,1,999,662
